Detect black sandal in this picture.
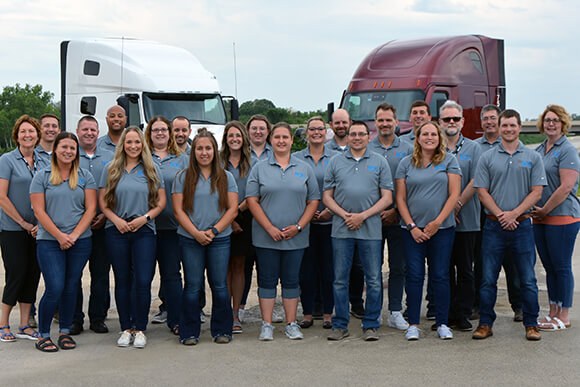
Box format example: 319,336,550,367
58,334,76,350
36,337,59,353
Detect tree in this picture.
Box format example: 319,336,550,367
0,83,60,151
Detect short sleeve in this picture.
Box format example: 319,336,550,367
226,171,238,193
395,157,410,180
0,154,12,180
172,171,185,194
446,155,462,176
322,159,337,192
81,169,97,190
531,153,547,186
473,153,490,189
305,164,320,200
99,165,109,188
29,171,47,194
559,144,580,172
245,163,261,198
154,165,165,189
379,157,393,191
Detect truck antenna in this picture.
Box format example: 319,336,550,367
233,42,238,99
120,37,125,94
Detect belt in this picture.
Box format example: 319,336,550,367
486,214,531,222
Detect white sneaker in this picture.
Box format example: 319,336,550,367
200,311,207,324
272,309,284,323
133,331,147,348
151,310,167,324
406,326,419,341
437,324,453,340
259,321,274,341
238,308,245,323
386,311,409,331
284,322,304,340
117,330,133,347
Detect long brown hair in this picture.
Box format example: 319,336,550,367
144,115,184,155
411,121,447,167
220,121,252,178
181,128,228,213
50,132,80,189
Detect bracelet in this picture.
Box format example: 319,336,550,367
457,200,463,208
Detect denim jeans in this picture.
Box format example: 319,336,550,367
332,238,383,331
479,219,539,327
534,222,580,308
106,227,156,332
37,237,91,337
255,247,304,299
383,225,406,312
156,230,183,328
300,224,334,315
179,235,232,340
403,227,455,327
349,249,365,309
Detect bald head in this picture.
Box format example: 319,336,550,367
105,105,127,134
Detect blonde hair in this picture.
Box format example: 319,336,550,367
537,104,572,135
50,132,80,190
144,115,184,156
411,122,447,167
104,126,161,210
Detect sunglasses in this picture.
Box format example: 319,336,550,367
441,116,462,123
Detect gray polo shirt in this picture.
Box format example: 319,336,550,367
450,135,482,232
292,146,339,224
172,170,238,239
395,153,462,229
400,131,416,146
99,161,165,232
35,145,52,165
474,141,546,214
97,134,118,154
246,155,319,250
474,135,501,153
326,137,348,153
226,160,252,205
184,144,191,156
0,148,49,231
251,143,273,163
30,168,97,241
154,152,188,231
79,147,114,190
323,148,393,240
535,136,580,217
368,136,413,199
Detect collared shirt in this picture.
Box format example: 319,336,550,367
226,159,253,205
326,137,349,153
324,148,393,240
250,143,273,164
535,136,580,217
400,131,416,146
396,153,462,229
474,135,501,153
30,168,96,241
474,141,546,214
99,161,164,232
97,134,118,154
367,136,413,198
0,148,49,231
172,170,238,239
449,135,482,232
246,154,319,250
79,147,114,190
35,145,52,165
292,146,339,224
153,151,188,231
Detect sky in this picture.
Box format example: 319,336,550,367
0,0,577,121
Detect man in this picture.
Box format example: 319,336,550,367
326,109,350,152
400,100,432,145
36,114,61,163
473,104,523,322
473,109,546,341
439,100,481,331
70,116,114,335
172,116,192,154
97,105,127,153
367,103,412,331
324,121,393,341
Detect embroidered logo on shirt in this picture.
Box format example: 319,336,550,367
520,161,532,168
293,171,306,178
459,154,471,160
433,165,445,171
552,151,560,157
394,152,406,158
134,170,144,176
100,161,110,166
365,165,378,172
168,162,180,168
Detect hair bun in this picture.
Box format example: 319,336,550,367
197,127,208,135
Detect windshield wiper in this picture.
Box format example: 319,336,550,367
190,119,218,125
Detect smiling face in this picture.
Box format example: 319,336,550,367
543,111,563,138
172,118,191,147
106,106,127,134
17,122,39,149
499,116,521,144
194,137,215,167
40,117,60,143
248,119,268,147
439,107,464,137
123,130,143,162
375,109,398,138
417,123,440,152
410,106,431,132
330,109,350,139
481,109,499,138
347,123,370,152
77,119,99,151
306,119,326,145
226,127,243,152
150,120,170,150
55,138,77,167
271,126,293,155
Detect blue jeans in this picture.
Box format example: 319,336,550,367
403,227,455,327
383,225,406,312
480,219,539,327
180,235,232,340
332,238,383,331
300,224,334,315
106,227,156,332
156,230,183,328
37,238,91,337
255,247,304,299
534,222,580,308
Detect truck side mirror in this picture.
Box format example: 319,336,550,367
230,99,239,120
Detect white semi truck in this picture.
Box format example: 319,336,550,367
60,38,238,143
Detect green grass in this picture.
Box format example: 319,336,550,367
520,134,546,145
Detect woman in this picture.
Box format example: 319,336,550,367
220,121,253,334
0,115,47,343
99,126,166,349
246,122,319,341
145,116,187,335
292,116,336,329
395,121,461,341
30,132,97,352
532,105,580,330
173,129,238,345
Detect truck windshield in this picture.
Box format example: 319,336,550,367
143,93,227,124
341,90,426,121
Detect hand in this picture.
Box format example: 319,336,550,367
281,225,299,240
423,220,441,238
91,213,107,230
194,229,214,246
267,226,285,242
21,221,34,234
30,225,38,239
344,213,365,230
127,216,148,233
112,218,132,234
231,221,243,234
316,210,332,223
381,208,398,226
410,227,430,243
497,211,518,230
531,206,547,221
454,203,462,224
57,232,75,250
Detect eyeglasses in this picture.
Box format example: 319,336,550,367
151,128,168,133
250,127,267,132
307,127,326,131
544,118,561,124
441,116,462,123
482,116,498,122
348,132,368,138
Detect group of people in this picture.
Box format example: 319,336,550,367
0,99,577,351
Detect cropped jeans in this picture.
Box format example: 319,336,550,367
255,247,304,299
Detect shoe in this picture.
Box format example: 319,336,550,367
214,335,232,344
455,317,473,331
272,309,284,323
437,324,453,340
69,321,83,336
89,321,109,334
170,325,179,336
299,319,313,329
233,320,243,334
525,326,542,341
513,310,523,322
57,334,76,350
133,331,147,348
117,330,133,347
350,305,365,319
151,310,167,324
180,337,199,346
200,310,207,324
361,328,379,341
238,308,245,323
259,321,274,341
386,311,409,331
431,322,438,331
472,325,493,340
28,315,38,329
14,325,40,341
406,326,419,341
285,322,304,340
470,308,480,321
328,329,349,341
322,321,333,329
0,325,16,342
426,310,436,320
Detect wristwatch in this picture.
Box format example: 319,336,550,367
295,224,302,232
406,222,417,231
144,214,151,221
211,226,219,236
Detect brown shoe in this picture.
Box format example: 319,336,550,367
525,326,541,341
472,325,493,340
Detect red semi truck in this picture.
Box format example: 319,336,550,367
333,35,505,139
